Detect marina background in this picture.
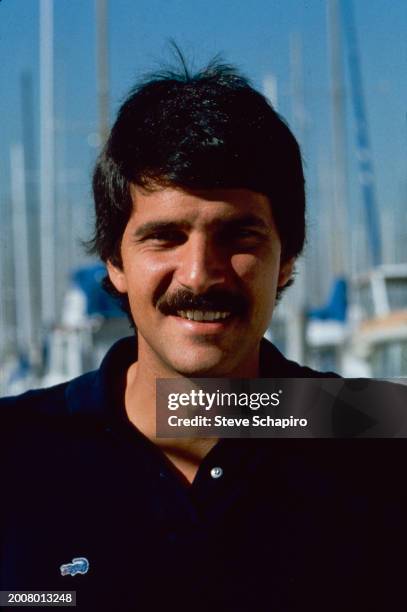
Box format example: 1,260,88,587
1,0,406,394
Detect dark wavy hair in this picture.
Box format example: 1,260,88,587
89,55,306,318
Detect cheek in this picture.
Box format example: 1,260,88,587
123,254,175,302
231,253,259,279
231,253,280,321
231,253,279,286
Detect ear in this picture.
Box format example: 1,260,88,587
278,257,295,288
106,259,128,293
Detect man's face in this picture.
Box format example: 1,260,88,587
108,186,294,377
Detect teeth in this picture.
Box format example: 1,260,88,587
177,310,231,321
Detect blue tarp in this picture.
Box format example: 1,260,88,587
307,277,348,322
72,264,124,319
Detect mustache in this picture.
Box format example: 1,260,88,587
157,288,249,316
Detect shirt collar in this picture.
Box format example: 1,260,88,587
65,335,294,423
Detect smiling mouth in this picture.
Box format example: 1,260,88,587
176,310,231,322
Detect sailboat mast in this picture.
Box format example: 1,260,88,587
341,0,382,268
39,0,56,328
96,0,110,145
10,144,34,356
328,0,349,277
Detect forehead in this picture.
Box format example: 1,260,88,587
128,185,275,228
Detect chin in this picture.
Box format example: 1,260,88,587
166,350,232,378
177,366,227,378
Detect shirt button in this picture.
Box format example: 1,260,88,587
210,466,223,479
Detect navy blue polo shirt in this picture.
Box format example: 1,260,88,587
1,337,405,611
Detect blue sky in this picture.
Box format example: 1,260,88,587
1,0,406,272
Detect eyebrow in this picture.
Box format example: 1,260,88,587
221,214,270,232
132,221,189,239
131,214,271,239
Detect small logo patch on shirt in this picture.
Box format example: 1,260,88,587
60,557,89,577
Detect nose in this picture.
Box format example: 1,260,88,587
175,234,228,294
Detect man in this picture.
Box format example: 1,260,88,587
1,60,405,610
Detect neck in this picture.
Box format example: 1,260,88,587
123,334,260,483
124,348,217,484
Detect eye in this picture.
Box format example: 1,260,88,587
220,227,268,251
237,229,259,237
231,228,264,241
146,230,186,245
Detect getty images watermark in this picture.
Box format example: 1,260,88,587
156,378,407,438
166,387,307,431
